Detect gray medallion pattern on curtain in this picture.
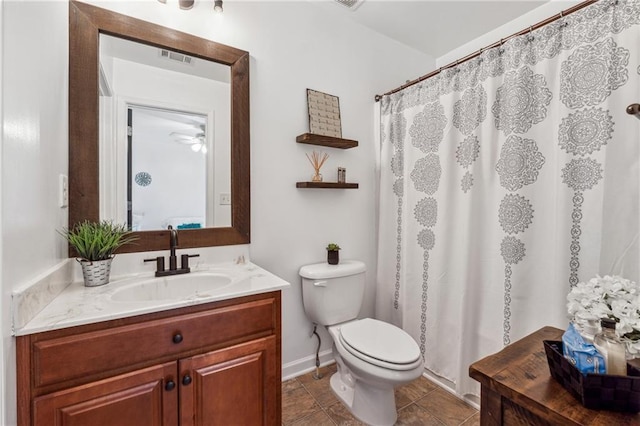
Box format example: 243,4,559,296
495,135,544,344
411,149,442,355
410,102,444,354
379,0,640,395
453,86,487,135
414,198,438,228
410,102,448,153
417,227,436,355
499,194,534,235
492,67,553,135
560,38,629,109
562,158,604,286
456,135,481,192
500,235,527,345
496,135,546,192
461,172,474,193
411,155,442,195
453,85,486,192
558,108,614,156
558,34,627,286
456,136,481,168
390,114,406,310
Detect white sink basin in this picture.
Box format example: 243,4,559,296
111,273,233,302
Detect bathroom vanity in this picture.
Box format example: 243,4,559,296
15,263,288,426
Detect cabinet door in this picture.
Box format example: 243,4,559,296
180,336,277,426
33,362,178,426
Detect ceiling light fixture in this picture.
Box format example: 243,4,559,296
179,0,194,10
157,0,223,14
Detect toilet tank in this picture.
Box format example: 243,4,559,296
299,260,366,326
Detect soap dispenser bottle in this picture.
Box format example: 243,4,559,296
593,318,627,375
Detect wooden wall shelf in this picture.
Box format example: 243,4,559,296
296,182,359,189
296,133,358,149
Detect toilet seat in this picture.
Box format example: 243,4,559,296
338,318,422,371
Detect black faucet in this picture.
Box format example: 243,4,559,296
169,225,178,271
144,225,200,277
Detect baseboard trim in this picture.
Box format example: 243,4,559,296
281,349,334,381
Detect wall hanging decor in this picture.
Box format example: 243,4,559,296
307,89,342,138
134,171,152,187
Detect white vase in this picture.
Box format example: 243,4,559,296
78,257,114,287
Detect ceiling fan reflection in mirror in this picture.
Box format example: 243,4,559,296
170,126,208,154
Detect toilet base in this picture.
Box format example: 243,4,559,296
329,371,398,426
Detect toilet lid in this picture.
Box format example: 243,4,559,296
339,318,421,369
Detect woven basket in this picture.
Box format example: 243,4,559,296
544,340,640,412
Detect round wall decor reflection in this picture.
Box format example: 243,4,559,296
135,171,152,187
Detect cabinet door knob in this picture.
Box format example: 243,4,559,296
165,380,176,391
182,374,192,386
172,333,183,344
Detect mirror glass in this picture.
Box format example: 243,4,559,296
69,0,250,254
98,34,231,231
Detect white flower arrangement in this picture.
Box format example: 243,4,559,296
567,275,640,356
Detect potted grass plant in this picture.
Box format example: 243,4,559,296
326,243,341,265
59,220,137,287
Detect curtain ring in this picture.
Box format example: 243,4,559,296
559,10,569,28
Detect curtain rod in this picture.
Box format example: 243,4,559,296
374,0,600,102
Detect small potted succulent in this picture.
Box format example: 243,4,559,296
326,243,341,265
59,220,137,287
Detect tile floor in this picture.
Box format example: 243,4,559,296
282,364,479,426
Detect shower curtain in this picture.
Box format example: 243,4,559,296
377,0,640,398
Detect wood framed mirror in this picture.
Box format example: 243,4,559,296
69,0,250,254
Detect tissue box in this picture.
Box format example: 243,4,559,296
544,340,640,412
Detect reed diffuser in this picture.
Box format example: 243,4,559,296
306,150,329,182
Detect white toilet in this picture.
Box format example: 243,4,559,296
299,260,423,426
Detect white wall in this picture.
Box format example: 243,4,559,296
2,1,69,424
0,1,5,421
1,0,432,423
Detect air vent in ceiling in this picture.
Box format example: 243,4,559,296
160,49,193,65
334,0,364,11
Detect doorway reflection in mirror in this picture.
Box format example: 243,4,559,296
98,33,231,231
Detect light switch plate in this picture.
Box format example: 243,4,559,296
59,174,69,208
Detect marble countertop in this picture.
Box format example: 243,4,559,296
15,261,290,336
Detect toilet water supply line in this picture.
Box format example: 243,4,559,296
311,324,323,380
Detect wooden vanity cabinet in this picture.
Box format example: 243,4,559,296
17,291,282,426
